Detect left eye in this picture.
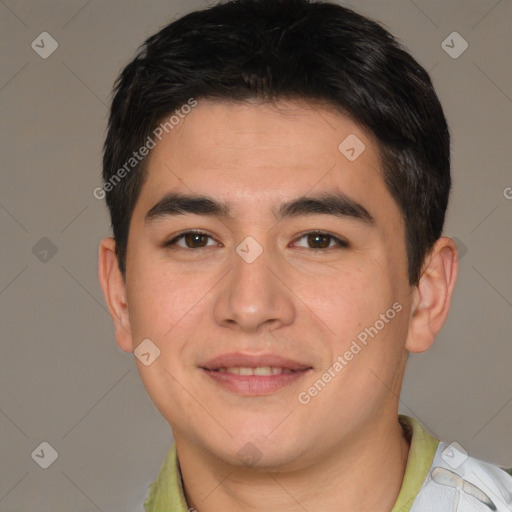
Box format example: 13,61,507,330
293,231,348,250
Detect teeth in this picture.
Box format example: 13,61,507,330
217,367,294,375
254,366,271,376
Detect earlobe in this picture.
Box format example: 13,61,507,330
405,237,459,354
97,237,134,353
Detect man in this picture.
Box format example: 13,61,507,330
97,0,512,510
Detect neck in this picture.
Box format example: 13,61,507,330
175,413,411,512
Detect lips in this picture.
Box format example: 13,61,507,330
200,352,312,372
200,352,312,395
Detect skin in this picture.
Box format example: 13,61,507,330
98,98,458,511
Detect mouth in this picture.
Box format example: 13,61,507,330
201,352,312,372
199,353,312,395
208,366,299,375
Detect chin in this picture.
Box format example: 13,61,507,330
213,430,308,470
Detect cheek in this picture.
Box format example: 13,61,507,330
297,265,393,337
126,255,230,359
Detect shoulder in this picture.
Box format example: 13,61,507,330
411,440,512,512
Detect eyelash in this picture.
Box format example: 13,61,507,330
162,229,349,251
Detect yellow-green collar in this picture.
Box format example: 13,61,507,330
391,415,439,512
144,414,439,512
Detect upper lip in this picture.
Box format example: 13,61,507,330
201,352,312,371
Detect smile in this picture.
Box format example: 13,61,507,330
215,366,294,375
201,367,311,395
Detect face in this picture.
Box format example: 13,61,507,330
113,99,416,468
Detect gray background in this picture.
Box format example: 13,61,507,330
1,0,511,511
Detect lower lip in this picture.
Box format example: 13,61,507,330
201,368,311,395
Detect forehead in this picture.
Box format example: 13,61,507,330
136,98,394,220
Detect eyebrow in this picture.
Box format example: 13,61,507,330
144,191,375,226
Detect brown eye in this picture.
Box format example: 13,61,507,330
294,231,349,250
182,232,209,248
307,233,331,248
163,231,217,249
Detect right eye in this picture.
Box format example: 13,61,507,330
162,230,220,250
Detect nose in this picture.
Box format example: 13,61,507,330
212,239,296,333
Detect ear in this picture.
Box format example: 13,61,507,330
97,237,134,353
405,237,459,353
